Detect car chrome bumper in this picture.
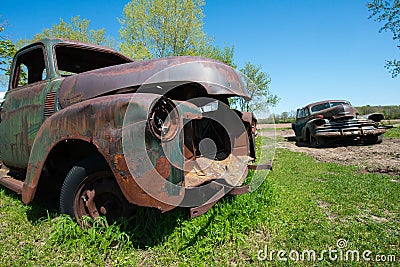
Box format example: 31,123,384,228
314,126,386,137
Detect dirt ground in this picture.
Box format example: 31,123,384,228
263,127,400,176
1,125,399,177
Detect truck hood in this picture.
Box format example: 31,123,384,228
59,56,250,107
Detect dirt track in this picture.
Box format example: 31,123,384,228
266,128,400,176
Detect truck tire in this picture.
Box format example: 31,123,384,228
60,155,129,224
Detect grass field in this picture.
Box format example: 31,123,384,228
0,148,399,266
384,127,400,138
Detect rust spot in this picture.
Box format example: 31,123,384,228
155,156,170,179
114,154,129,180
241,112,253,124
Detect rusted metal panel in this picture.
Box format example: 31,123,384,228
183,155,249,188
58,57,250,108
22,93,155,204
0,176,23,194
248,161,273,170
189,181,251,218
1,38,264,221
43,92,57,117
0,81,49,167
190,199,219,218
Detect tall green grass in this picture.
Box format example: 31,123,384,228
0,149,398,266
384,127,400,138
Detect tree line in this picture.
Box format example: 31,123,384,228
356,105,400,120
0,0,279,112
1,0,397,112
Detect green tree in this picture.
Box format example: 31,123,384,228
281,111,289,122
231,62,279,113
203,44,236,68
368,0,400,78
2,16,110,87
0,38,17,80
0,17,18,87
31,16,114,47
119,0,234,65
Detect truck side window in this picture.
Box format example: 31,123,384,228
304,108,310,117
12,46,46,88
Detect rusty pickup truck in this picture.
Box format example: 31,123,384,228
0,39,267,224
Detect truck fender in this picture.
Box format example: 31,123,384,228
21,93,158,204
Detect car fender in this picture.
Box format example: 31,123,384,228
302,118,327,140
364,113,384,122
21,93,159,204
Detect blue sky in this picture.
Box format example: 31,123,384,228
1,0,399,114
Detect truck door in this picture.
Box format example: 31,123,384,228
0,44,50,168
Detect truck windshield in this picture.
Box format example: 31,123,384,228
55,45,132,76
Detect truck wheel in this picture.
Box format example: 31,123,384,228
309,132,324,148
60,155,130,224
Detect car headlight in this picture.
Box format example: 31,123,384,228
148,97,179,141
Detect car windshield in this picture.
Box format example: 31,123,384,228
330,101,349,107
310,101,349,113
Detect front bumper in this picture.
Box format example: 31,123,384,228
189,181,251,218
314,127,386,138
314,119,386,138
189,161,273,218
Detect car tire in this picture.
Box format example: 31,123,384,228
364,135,383,145
309,132,325,148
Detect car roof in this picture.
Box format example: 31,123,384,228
20,38,133,62
302,100,350,109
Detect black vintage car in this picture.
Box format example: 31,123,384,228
292,100,387,147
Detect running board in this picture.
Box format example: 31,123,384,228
0,175,24,194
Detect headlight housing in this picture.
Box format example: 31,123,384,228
148,97,179,141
